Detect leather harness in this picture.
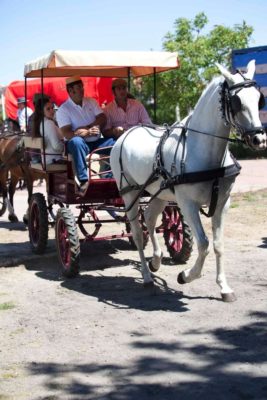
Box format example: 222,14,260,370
118,123,241,218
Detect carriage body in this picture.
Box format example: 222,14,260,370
23,50,193,277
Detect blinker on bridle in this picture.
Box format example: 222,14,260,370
220,70,266,139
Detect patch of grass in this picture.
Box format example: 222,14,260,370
1,372,17,379
10,328,24,336
0,302,15,311
243,193,257,202
0,394,12,400
230,202,239,208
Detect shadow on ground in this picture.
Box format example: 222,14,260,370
0,220,27,231
25,311,267,400
258,237,267,248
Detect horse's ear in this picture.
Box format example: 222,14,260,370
244,59,256,80
215,63,235,84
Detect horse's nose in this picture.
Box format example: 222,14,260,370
253,136,261,146
252,134,267,149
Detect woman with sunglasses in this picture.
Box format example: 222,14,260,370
32,98,64,164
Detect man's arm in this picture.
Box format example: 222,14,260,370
92,112,106,130
60,113,107,140
59,125,74,140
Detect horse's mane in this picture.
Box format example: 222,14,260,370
194,76,223,110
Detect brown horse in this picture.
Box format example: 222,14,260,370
0,119,44,222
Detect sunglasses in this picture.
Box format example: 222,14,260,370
45,105,55,111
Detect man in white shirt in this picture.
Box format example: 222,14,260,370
56,76,115,196
16,97,33,132
103,78,152,139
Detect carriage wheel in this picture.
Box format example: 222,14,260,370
125,208,149,250
0,194,7,216
28,193,49,254
55,208,80,278
162,206,193,263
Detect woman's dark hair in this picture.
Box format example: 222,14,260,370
32,98,50,138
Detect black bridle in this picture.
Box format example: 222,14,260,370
220,72,265,144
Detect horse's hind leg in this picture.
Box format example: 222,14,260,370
8,173,19,222
212,196,236,302
124,192,154,287
144,197,167,272
176,200,209,284
0,172,8,217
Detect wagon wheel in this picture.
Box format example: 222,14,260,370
0,197,7,216
28,193,49,254
0,193,7,216
125,208,149,250
0,197,6,216
55,208,80,278
162,206,193,263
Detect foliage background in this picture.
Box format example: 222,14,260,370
131,12,266,158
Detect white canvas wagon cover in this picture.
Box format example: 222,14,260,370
24,50,180,78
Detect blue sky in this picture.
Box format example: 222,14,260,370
1,0,266,86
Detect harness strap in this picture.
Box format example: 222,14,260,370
200,178,219,217
160,161,241,190
146,159,241,218
117,123,241,219
119,169,159,212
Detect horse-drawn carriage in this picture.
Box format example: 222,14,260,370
2,50,266,302
23,50,193,278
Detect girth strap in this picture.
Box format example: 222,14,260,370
160,160,241,191
200,178,219,218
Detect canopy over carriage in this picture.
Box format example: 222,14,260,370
24,49,179,77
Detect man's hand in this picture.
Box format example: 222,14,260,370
113,126,124,138
75,126,100,138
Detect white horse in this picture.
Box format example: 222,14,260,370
110,60,267,302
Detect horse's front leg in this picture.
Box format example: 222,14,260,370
177,201,209,284
144,197,167,272
212,196,236,302
125,194,154,287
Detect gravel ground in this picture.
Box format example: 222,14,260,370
0,162,266,400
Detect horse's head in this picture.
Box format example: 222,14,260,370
216,60,267,151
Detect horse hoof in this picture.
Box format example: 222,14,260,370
148,260,158,273
221,292,237,302
148,252,163,272
8,215,18,223
177,272,186,284
23,215,29,225
144,280,154,288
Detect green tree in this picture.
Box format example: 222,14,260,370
134,12,253,124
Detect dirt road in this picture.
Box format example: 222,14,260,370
0,162,267,400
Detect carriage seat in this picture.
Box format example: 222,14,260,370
23,137,67,172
